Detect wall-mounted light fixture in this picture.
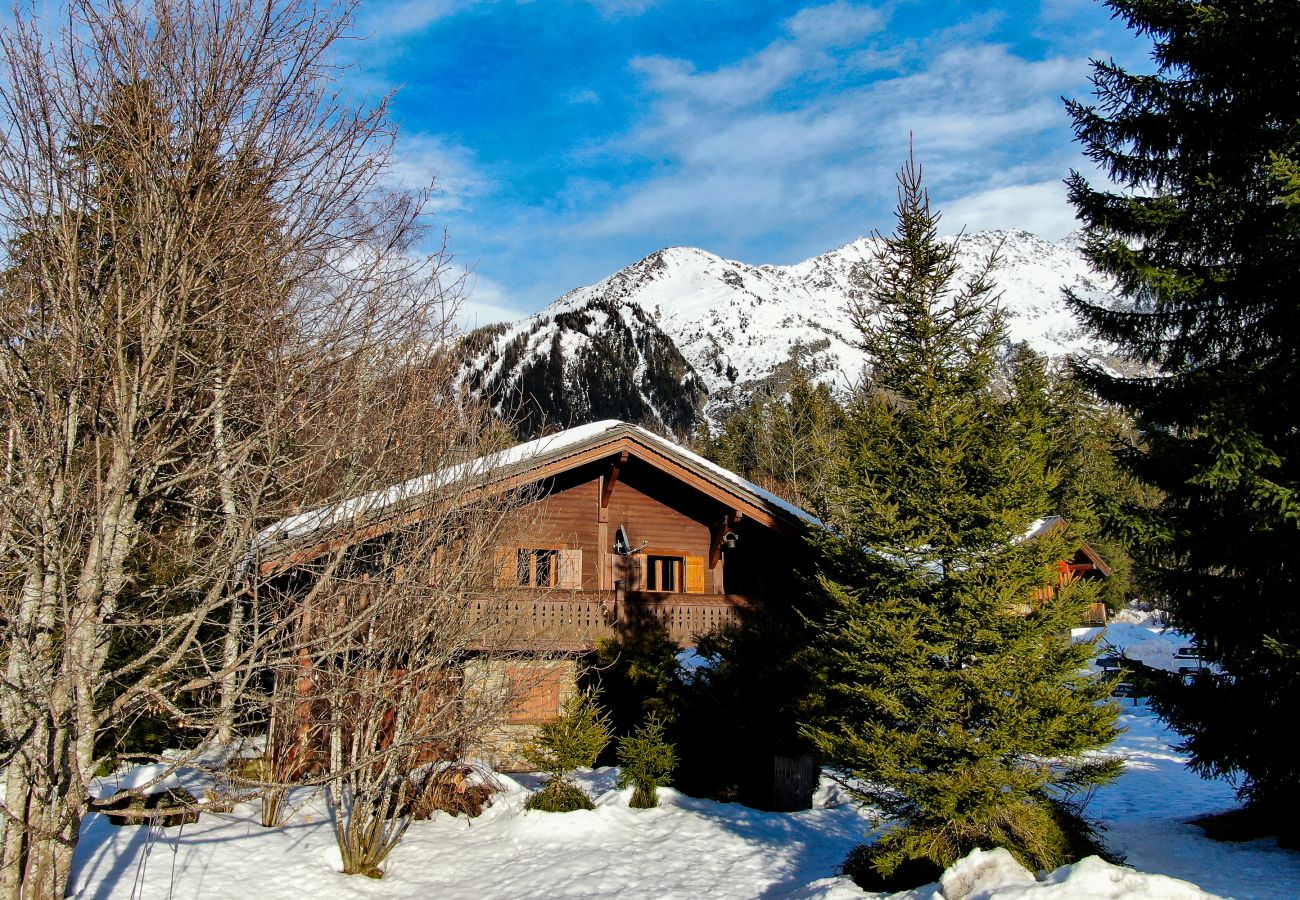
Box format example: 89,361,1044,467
723,530,739,550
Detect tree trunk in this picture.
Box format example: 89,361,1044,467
214,369,243,746
0,730,84,900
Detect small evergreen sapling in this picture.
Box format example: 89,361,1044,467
522,689,611,812
616,714,677,808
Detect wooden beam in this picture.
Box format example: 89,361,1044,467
600,450,627,517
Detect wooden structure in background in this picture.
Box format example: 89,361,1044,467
1025,515,1113,625
463,421,817,650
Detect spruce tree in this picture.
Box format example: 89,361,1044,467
1065,1,1300,828
616,714,677,809
694,362,845,517
523,689,612,812
804,158,1120,887
1008,343,1152,611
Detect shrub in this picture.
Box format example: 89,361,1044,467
525,779,596,813
839,844,943,893
405,764,501,820
521,688,611,813
616,714,676,809
587,624,685,751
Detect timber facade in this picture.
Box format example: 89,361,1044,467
256,421,818,765
475,421,816,651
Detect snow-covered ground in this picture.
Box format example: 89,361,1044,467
67,617,1300,898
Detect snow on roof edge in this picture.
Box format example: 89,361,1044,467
253,419,821,559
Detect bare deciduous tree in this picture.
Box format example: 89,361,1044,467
245,365,544,877
0,1,507,895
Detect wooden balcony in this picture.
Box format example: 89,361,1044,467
469,589,751,650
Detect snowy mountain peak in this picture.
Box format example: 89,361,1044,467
460,229,1127,438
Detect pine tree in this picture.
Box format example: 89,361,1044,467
694,362,845,516
804,157,1120,888
1007,343,1153,611
523,689,612,812
1065,1,1300,828
616,714,677,809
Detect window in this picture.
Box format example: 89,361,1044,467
517,548,558,587
630,554,707,593
645,555,681,592
500,547,583,589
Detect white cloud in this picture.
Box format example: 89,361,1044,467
631,43,808,110
584,35,1092,245
939,179,1080,239
386,133,486,213
357,0,475,39
453,273,528,330
629,3,882,111
785,2,884,47
584,0,656,18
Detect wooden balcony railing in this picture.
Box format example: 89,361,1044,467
469,590,751,650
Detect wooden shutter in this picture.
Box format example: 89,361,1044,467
495,548,516,587
603,553,617,590
558,549,583,589
628,554,646,591
506,665,568,724
685,556,706,594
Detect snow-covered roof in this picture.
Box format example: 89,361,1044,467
254,420,820,558
1022,515,1065,542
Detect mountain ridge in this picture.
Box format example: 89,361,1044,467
458,229,1126,438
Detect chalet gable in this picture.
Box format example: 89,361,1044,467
254,420,818,576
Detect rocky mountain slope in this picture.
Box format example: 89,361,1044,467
459,230,1126,438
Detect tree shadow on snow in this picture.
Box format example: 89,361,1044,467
663,791,874,897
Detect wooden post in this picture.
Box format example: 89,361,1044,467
771,754,817,811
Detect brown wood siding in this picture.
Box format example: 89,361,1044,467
494,457,777,598
505,475,601,589
605,480,711,569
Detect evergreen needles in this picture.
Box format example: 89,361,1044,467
617,714,677,809
1065,0,1300,830
804,155,1121,887
523,690,612,813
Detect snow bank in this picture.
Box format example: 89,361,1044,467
889,848,1214,899
911,849,1213,899
65,626,1300,898
788,849,1214,900
1074,621,1200,675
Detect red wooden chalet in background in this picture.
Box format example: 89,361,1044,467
253,422,1111,747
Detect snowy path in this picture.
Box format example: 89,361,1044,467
1089,703,1300,899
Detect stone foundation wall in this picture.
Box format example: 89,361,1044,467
463,657,578,771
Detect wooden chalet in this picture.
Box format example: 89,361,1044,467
1025,515,1113,625
474,419,818,649
254,420,819,758
253,426,1110,766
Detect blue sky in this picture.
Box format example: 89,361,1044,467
341,0,1152,326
